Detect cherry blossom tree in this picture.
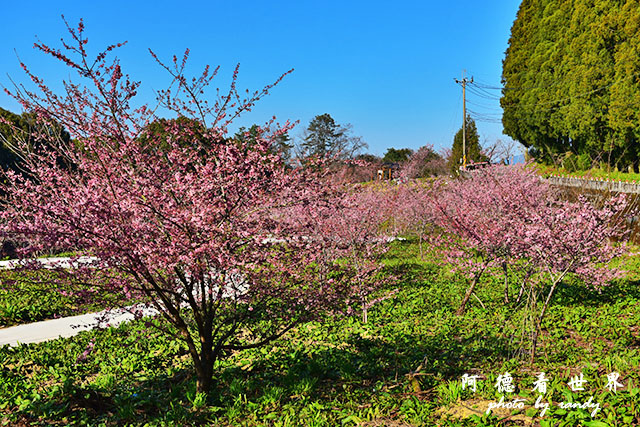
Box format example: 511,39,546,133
424,166,546,315
315,185,395,323
0,19,374,393
399,144,447,179
395,165,628,360
389,181,439,260
519,191,627,361
437,165,627,360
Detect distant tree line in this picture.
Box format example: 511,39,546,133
1,106,474,185
293,113,451,180
0,107,73,174
501,0,640,170
1,108,39,172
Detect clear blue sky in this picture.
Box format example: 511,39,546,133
0,0,522,156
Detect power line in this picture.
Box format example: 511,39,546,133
467,108,503,124
466,107,502,117
465,73,640,121
466,99,504,112
466,85,502,101
474,72,640,102
473,70,614,91
461,69,640,127
449,91,462,135
468,84,503,100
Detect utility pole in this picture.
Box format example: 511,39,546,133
454,71,473,170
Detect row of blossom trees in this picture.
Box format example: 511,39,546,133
387,165,628,361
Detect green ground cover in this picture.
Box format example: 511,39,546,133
1,240,639,426
0,270,131,327
535,163,640,183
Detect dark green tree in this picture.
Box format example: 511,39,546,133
0,107,71,173
448,115,486,174
0,108,24,171
138,117,208,152
501,0,640,169
356,153,382,164
235,125,292,162
298,114,366,160
382,147,413,164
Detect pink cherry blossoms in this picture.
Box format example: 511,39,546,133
0,19,386,393
392,164,629,360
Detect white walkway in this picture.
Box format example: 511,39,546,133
0,256,97,270
0,255,228,348
0,238,405,348
0,305,159,347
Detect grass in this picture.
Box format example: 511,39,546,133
0,239,639,426
0,269,135,327
534,163,640,183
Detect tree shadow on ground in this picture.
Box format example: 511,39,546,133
11,321,515,426
549,275,640,307
10,366,210,426
5,241,515,425
212,324,513,410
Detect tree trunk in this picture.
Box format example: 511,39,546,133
456,269,486,316
515,268,533,305
194,348,216,394
196,365,213,394
529,271,567,364
456,279,478,316
456,260,489,316
187,325,217,395
178,322,216,395
362,298,368,323
515,279,527,305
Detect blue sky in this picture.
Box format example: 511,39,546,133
0,0,522,156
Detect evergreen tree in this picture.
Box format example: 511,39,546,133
0,107,71,173
299,114,366,160
235,125,293,162
302,114,341,157
0,107,23,171
382,147,413,164
501,0,640,168
449,115,486,174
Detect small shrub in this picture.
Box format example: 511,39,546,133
562,153,578,172
576,153,591,171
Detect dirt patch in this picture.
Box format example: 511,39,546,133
563,328,593,351
358,417,417,427
436,398,534,426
